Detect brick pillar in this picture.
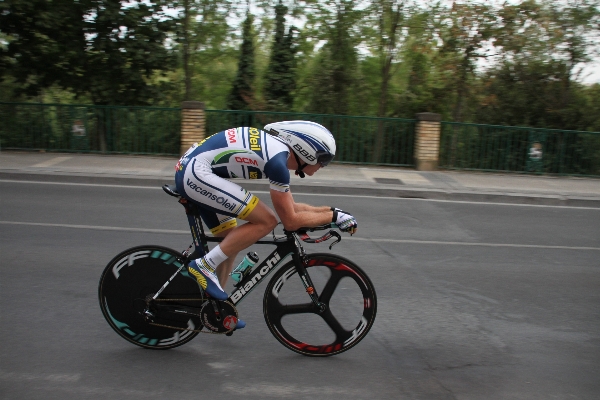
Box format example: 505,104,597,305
180,101,205,155
414,112,441,171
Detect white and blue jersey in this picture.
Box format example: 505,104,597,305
174,127,291,235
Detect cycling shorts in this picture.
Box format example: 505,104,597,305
175,158,259,235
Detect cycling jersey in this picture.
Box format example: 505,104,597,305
175,127,291,234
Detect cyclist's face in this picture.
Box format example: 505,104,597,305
302,163,322,176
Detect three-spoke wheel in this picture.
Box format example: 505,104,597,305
264,254,377,356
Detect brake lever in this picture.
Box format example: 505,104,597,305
328,230,342,250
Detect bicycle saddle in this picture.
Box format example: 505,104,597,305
162,184,181,198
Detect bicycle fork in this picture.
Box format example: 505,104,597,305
292,235,326,313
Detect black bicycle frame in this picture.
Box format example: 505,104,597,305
177,196,325,310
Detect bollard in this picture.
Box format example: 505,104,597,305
414,112,441,171
180,101,206,155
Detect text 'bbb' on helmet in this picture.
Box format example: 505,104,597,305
264,120,336,166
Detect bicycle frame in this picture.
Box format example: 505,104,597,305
175,194,330,310
227,238,295,306
100,186,374,355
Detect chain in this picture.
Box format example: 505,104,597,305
147,300,238,335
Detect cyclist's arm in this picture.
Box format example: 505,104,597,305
270,189,333,231
293,203,331,213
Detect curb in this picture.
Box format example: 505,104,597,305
2,170,599,208
0,171,171,187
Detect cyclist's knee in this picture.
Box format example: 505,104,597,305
246,203,278,233
264,212,278,231
255,211,277,234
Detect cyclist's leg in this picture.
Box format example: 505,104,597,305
176,159,277,297
195,209,239,287
191,188,277,285
215,254,236,288
195,205,276,330
194,204,276,298
213,202,277,286
217,200,277,256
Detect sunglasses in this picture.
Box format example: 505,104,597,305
316,151,334,167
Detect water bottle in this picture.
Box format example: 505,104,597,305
230,252,259,284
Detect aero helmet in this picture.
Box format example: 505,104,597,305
264,120,336,168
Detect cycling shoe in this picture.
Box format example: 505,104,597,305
235,318,246,329
187,259,228,300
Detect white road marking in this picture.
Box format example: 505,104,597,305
0,179,160,190
291,192,600,210
0,220,186,234
1,221,599,251
0,179,598,209
347,237,600,251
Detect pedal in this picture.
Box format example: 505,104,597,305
199,300,238,334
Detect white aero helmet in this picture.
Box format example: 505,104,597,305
264,120,336,167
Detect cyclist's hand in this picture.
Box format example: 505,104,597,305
331,207,358,234
331,207,350,215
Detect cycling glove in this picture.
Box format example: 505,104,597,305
331,207,358,234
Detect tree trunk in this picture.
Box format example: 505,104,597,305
183,0,191,101
450,48,472,166
372,56,392,163
372,3,402,163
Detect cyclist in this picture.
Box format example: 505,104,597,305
174,120,358,329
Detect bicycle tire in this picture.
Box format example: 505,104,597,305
263,253,377,356
98,245,203,349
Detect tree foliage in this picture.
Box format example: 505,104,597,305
227,11,256,110
172,0,234,101
0,0,174,105
264,0,296,111
301,0,365,115
1,0,599,131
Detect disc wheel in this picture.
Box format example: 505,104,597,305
98,245,203,349
263,254,377,356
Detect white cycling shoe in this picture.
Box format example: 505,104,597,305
187,259,228,301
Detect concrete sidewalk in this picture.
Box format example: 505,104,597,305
1,150,599,207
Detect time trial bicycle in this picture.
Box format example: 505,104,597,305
98,185,377,357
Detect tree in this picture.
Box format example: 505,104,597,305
475,0,600,129
0,0,87,99
304,0,363,115
438,2,496,122
173,0,234,101
264,0,296,111
541,0,599,120
365,0,412,162
364,0,406,118
84,0,175,105
580,84,600,132
227,11,256,110
0,0,174,105
545,0,600,84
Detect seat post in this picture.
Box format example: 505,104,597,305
162,185,208,259
177,198,208,259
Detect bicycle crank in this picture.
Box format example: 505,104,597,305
200,300,239,334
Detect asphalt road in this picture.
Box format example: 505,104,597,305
1,180,599,399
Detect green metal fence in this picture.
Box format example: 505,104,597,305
205,110,416,166
4,102,598,176
439,122,600,176
0,102,181,156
